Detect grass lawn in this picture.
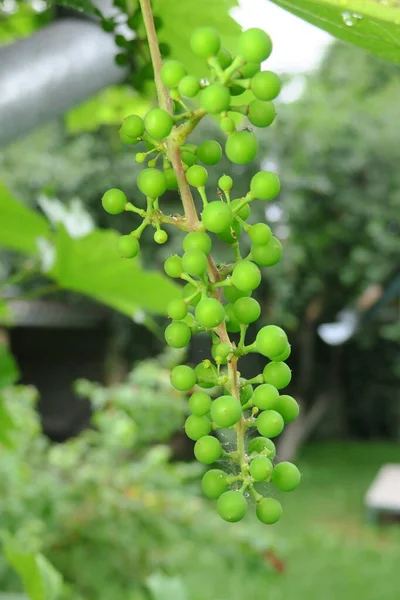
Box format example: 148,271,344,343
261,442,400,600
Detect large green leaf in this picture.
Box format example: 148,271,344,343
269,0,400,64
4,542,62,600
0,184,49,254
0,347,19,448
154,0,241,77
0,346,19,390
52,227,180,316
66,86,151,134
0,393,17,448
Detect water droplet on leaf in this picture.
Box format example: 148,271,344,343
342,11,363,26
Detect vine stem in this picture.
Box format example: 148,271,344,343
139,0,247,474
139,0,199,229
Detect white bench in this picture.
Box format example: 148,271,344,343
365,464,400,522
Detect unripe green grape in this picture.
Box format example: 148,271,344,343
216,220,241,244
102,188,127,215
231,198,250,220
231,260,261,292
239,62,260,78
160,60,186,88
183,231,212,254
210,395,242,428
225,304,241,333
135,152,147,164
212,343,231,364
186,165,208,187
256,410,284,438
253,383,279,410
195,362,218,389
181,145,198,166
252,237,283,267
202,469,229,499
240,383,253,404
218,48,232,68
190,27,221,58
247,436,276,459
272,462,301,492
120,114,144,139
256,326,288,359
273,343,291,362
263,361,292,390
251,71,281,101
194,435,222,464
195,298,225,329
224,286,250,304
202,201,233,234
154,230,168,244
250,456,273,481
170,365,196,391
238,28,272,63
249,223,272,245
164,255,182,278
275,394,299,424
226,131,258,165
233,296,261,324
197,140,222,166
182,249,208,276
189,391,212,416
184,414,211,440
248,100,276,128
164,168,178,190
137,168,167,198
167,299,188,320
218,175,233,191
256,497,282,524
144,108,174,140
201,83,231,114
165,321,191,348
217,491,247,523
120,131,139,145
178,75,200,98
250,171,280,201
118,235,139,258
220,117,235,133
182,282,201,306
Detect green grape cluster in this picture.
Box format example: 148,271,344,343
101,22,301,525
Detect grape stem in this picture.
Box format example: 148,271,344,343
139,0,247,481
139,0,199,229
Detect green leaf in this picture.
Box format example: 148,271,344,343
46,0,98,15
0,300,10,325
269,0,400,64
4,542,62,600
154,0,241,77
52,227,180,316
146,573,188,600
0,346,19,390
0,393,17,448
66,86,151,134
0,184,50,255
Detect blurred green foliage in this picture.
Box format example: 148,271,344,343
0,354,275,600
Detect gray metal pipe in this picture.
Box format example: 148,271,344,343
0,19,127,147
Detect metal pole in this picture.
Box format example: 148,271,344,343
0,19,127,147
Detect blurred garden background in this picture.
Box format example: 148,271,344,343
0,0,399,598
